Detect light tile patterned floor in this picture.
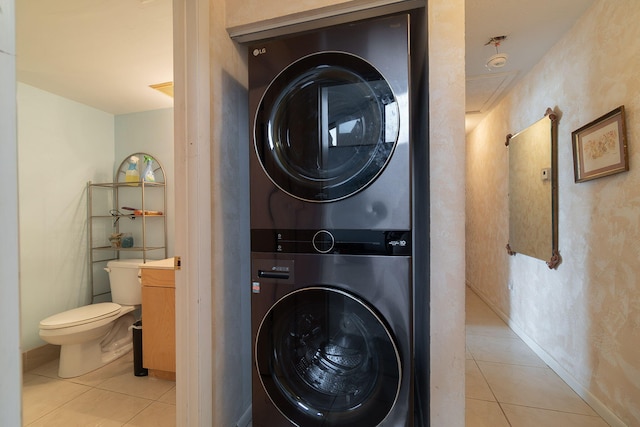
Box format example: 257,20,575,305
465,287,610,427
23,352,175,426
23,289,611,426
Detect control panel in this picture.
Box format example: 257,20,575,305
251,229,411,256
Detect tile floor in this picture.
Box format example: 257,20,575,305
23,289,611,426
465,287,610,427
22,352,176,426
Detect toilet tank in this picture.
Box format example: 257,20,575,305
105,259,145,305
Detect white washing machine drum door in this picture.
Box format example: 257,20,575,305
254,52,400,203
255,287,402,427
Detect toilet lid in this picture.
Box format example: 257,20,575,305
39,302,122,329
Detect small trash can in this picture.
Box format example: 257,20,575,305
131,320,148,376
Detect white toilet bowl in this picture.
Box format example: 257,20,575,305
39,303,136,378
39,259,145,378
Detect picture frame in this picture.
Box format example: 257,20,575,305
572,106,628,183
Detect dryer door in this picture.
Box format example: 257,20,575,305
254,52,400,203
255,287,402,427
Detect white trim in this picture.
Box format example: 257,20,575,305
467,283,627,427
227,0,424,43
174,0,212,425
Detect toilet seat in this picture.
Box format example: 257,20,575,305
39,302,122,330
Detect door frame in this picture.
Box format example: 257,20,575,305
173,0,213,424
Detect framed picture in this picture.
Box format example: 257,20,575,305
572,106,628,183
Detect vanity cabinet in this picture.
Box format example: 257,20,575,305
140,266,176,380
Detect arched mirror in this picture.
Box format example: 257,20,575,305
506,108,560,269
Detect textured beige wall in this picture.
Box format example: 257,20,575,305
428,0,466,425
227,0,348,28
466,1,640,425
226,0,411,30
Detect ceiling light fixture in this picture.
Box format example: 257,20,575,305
485,35,509,71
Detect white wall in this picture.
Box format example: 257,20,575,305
17,86,174,352
18,83,115,351
466,1,640,425
0,0,22,423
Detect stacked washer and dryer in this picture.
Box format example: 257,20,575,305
248,12,424,427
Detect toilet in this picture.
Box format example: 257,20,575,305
39,259,145,378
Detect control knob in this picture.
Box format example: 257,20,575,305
312,230,335,253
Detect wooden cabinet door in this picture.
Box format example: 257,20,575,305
141,285,176,373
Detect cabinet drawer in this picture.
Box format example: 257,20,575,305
141,268,175,288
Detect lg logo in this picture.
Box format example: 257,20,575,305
253,47,267,57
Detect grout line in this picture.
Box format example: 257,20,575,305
467,285,623,427
466,289,615,427
471,355,512,426
122,399,156,426
22,382,94,427
23,357,176,426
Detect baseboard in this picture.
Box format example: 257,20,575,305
236,404,252,427
22,344,60,373
467,283,627,427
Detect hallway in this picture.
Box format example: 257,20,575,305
465,287,610,427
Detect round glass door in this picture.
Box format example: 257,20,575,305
255,287,402,427
254,52,400,202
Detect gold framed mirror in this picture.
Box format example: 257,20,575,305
506,108,560,269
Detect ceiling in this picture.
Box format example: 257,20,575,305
465,0,595,132
17,0,594,122
16,0,174,115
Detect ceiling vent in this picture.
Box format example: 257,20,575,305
149,82,174,98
